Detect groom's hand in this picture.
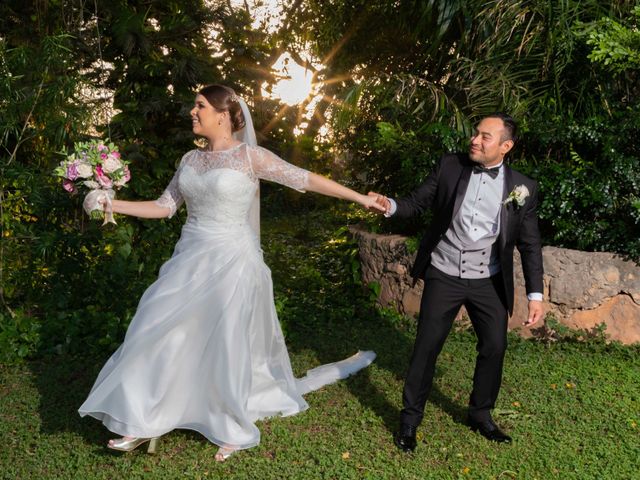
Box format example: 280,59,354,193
367,191,391,214
523,300,544,327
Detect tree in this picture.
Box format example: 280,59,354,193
0,0,294,361
285,0,640,258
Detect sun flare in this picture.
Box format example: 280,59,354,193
264,53,316,106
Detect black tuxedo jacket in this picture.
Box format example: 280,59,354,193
393,153,544,315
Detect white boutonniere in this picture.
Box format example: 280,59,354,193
503,184,529,207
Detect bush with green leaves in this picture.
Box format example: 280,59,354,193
520,105,640,259
320,1,640,261
0,0,313,362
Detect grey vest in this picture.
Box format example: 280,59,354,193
431,165,504,279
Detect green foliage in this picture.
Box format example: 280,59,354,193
536,313,611,345
297,0,640,260
0,209,639,478
2,0,640,365
0,310,40,363
404,236,419,254
523,105,640,259
367,281,381,302
1,27,93,360
0,0,308,361
583,5,640,73
333,81,465,234
263,211,369,345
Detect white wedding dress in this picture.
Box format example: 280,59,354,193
78,143,375,450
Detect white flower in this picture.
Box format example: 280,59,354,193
113,177,127,187
504,184,530,207
102,156,123,174
76,162,94,178
83,180,100,189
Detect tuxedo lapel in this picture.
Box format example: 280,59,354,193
452,165,473,219
498,166,513,249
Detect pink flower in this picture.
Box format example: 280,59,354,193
62,179,76,193
66,162,79,181
111,151,121,159
97,143,107,152
100,153,108,160
95,165,113,189
123,165,131,182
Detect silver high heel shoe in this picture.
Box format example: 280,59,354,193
215,446,237,462
107,436,159,453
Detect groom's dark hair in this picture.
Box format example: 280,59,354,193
486,112,518,144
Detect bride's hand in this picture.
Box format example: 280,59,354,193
359,193,388,213
83,189,114,216
367,191,391,212
360,191,390,215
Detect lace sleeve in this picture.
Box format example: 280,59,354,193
154,152,188,218
248,146,309,192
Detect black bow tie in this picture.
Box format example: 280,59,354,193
473,164,501,179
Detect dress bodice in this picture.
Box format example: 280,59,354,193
155,144,309,224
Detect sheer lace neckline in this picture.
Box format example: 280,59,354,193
199,143,245,154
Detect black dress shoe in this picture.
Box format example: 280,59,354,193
394,423,417,452
467,418,512,443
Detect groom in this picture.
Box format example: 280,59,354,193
369,113,544,450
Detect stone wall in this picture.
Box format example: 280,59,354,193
350,225,640,344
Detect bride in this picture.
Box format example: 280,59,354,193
78,84,381,461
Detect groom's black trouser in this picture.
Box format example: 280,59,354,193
400,265,509,426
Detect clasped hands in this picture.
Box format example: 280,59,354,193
365,191,391,215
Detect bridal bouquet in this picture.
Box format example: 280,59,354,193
54,140,130,224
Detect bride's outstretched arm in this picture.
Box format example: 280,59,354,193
109,199,172,219
249,146,385,212
306,173,386,212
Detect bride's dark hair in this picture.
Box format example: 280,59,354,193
198,84,246,132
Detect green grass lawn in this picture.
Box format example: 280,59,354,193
1,207,638,479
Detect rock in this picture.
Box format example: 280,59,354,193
402,288,422,315
568,295,640,344
350,225,640,345
542,246,640,309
